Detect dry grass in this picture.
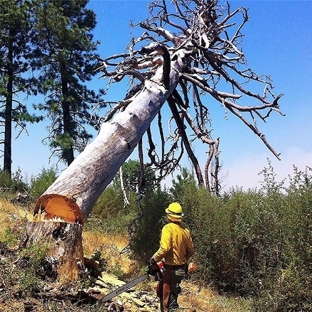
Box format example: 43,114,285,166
82,230,137,275
0,198,31,247
0,197,32,223
0,199,253,312
179,283,252,312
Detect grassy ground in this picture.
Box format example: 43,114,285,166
0,198,253,311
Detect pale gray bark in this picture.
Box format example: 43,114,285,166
119,167,130,207
24,221,83,282
37,52,184,221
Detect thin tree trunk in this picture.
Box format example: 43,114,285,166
4,41,13,177
61,70,75,165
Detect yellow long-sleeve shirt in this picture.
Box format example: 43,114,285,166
152,222,194,266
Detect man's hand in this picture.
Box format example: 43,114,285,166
148,258,160,276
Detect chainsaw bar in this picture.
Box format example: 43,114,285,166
98,273,149,304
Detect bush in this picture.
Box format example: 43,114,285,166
30,167,58,199
92,185,127,219
256,166,312,311
1,227,18,248
191,190,241,292
0,170,12,191
130,188,171,262
203,164,312,310
13,243,50,296
0,168,29,196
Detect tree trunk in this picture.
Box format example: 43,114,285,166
26,52,185,281
24,221,83,282
4,40,13,177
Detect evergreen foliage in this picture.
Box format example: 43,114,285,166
0,0,43,176
0,168,29,194
92,185,126,220
113,159,157,194
130,188,171,261
30,167,58,199
0,0,104,175
31,0,105,166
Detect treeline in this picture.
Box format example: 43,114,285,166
2,160,312,311
0,0,104,177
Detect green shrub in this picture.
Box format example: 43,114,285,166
130,188,171,261
227,164,312,309
19,242,50,270
254,262,312,311
0,168,29,199
18,267,41,296
256,166,312,311
11,168,30,193
89,162,312,310
176,161,312,308
0,169,12,191
91,184,143,237
1,227,18,248
92,185,127,219
191,190,242,292
30,167,58,199
16,243,50,296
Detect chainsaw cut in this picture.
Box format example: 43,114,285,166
98,260,164,305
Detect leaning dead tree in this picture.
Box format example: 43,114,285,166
24,0,283,281
96,0,283,194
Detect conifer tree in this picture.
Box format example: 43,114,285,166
32,0,104,166
0,0,42,176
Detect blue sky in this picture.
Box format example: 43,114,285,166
13,0,312,191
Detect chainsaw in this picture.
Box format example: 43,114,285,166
97,260,164,305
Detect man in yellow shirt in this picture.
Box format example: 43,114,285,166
150,202,194,312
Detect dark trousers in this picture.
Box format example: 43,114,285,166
157,264,186,312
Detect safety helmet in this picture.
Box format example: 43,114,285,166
165,202,184,220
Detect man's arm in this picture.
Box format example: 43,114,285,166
185,230,194,260
152,225,171,262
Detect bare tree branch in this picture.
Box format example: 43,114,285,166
95,0,284,194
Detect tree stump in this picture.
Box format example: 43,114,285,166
24,221,84,282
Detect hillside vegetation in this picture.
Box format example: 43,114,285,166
0,197,251,311
1,161,312,311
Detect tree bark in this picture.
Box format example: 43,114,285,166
4,39,13,177
24,221,84,282
27,50,186,280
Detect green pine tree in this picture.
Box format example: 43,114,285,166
0,0,43,177
32,0,105,165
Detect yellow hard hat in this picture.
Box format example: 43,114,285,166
165,202,184,219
